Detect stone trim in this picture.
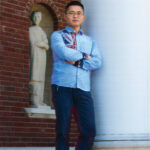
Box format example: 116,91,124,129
24,106,56,119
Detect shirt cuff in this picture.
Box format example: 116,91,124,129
74,53,89,68
74,58,84,68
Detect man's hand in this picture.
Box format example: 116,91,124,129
65,60,75,65
85,54,91,59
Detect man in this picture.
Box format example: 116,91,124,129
50,1,102,150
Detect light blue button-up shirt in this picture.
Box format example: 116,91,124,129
50,26,102,91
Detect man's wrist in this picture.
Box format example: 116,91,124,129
83,53,87,59
73,53,90,68
74,59,84,68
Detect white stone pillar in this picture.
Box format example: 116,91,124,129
82,0,150,149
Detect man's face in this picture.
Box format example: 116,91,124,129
64,5,85,29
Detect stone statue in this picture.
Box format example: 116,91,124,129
29,11,49,108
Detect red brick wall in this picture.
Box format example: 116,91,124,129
0,0,79,147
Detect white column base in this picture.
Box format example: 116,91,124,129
93,141,150,150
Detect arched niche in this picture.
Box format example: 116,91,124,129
30,4,54,108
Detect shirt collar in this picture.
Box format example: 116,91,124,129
64,26,83,35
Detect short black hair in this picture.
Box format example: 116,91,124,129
65,1,84,14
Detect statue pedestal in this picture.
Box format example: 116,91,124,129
24,106,56,119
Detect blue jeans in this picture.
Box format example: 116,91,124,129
51,84,96,150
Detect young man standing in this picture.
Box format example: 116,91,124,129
50,1,102,150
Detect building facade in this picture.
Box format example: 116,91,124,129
1,0,150,150
0,0,79,148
